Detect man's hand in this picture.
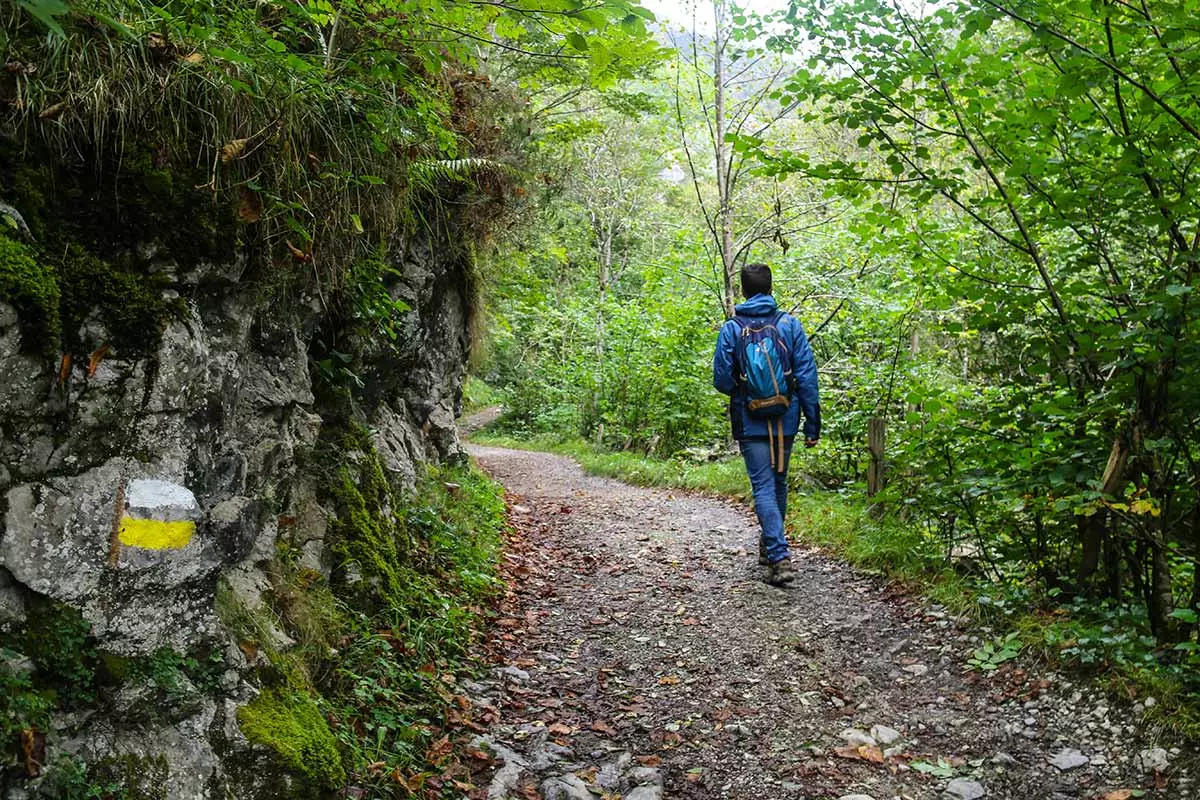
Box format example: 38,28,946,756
804,438,819,448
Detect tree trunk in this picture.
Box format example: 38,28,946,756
1134,370,1177,640
713,0,735,317
1076,435,1128,595
867,417,886,498
594,223,612,446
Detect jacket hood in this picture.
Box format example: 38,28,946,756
734,294,779,317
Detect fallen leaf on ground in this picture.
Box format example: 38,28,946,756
591,720,618,736
658,675,680,685
833,745,885,763
636,755,661,766
547,722,573,735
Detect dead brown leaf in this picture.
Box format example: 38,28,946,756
547,722,573,736
1099,791,1134,800
39,102,67,120
425,735,453,766
238,188,262,223
221,138,249,163
285,240,313,263
590,719,618,737
833,745,885,764
658,675,680,685
87,344,109,378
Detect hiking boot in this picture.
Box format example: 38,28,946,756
758,540,769,566
767,559,796,586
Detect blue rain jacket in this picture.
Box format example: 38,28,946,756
712,294,821,441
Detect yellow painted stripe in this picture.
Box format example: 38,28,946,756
118,516,195,550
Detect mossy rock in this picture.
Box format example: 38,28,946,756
53,241,184,356
323,423,410,610
0,233,60,355
236,689,344,793
88,753,170,800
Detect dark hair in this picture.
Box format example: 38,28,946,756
740,262,772,298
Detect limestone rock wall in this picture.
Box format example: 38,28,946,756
0,230,473,797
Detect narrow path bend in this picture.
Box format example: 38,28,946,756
466,444,1192,800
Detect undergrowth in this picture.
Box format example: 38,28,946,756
473,426,1200,741
222,427,508,796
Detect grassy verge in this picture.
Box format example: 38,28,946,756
461,376,504,415
471,429,1200,740
218,442,508,797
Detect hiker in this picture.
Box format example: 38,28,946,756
712,263,821,586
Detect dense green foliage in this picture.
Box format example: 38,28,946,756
477,0,1200,722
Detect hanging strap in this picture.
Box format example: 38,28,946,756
768,421,776,472
776,419,785,474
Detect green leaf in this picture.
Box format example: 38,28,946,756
1169,608,1198,624
18,0,69,36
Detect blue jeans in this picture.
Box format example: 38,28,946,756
740,437,794,563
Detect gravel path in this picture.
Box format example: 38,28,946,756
464,443,1195,800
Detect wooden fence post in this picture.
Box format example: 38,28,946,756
867,417,886,499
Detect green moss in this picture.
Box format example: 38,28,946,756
0,229,185,359
236,689,345,791
37,754,168,800
15,597,97,707
54,242,184,357
324,423,409,609
0,233,60,354
88,754,170,800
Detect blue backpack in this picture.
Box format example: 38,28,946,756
733,312,794,419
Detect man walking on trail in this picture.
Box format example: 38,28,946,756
712,263,821,586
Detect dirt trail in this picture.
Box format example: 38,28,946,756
465,443,1193,800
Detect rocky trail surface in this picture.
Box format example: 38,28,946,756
461,443,1196,800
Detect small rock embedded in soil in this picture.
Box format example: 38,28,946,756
1049,747,1090,771
493,665,530,683
837,795,877,800
944,777,986,799
1138,747,1170,773
541,774,593,800
840,728,877,748
870,724,902,745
